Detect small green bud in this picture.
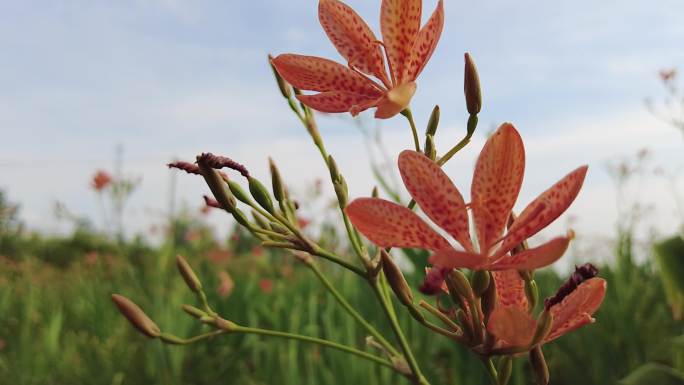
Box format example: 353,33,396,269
111,294,161,338
215,317,238,331
426,105,440,136
464,52,482,115
445,269,474,301
327,155,341,183
248,176,275,214
334,175,348,207
176,255,202,293
270,221,291,235
231,207,251,228
268,54,292,99
471,270,491,297
371,186,379,198
227,179,252,205
268,158,285,203
424,134,437,160
497,356,513,385
182,304,206,319
380,250,413,307
530,346,550,385
251,211,271,230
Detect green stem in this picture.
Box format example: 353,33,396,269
306,261,399,357
401,108,422,153
483,357,499,385
437,114,478,166
372,280,429,385
232,325,397,371
312,246,367,277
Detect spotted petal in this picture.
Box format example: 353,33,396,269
546,278,606,342
471,123,525,255
405,0,444,82
492,270,528,310
272,54,383,96
490,234,572,270
380,0,422,84
346,198,451,251
498,166,588,256
429,249,485,269
296,91,379,115
398,150,474,252
487,306,536,347
318,0,390,85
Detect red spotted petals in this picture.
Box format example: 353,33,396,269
486,277,606,348
271,0,444,119
347,123,588,273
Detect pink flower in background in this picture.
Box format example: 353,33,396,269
217,271,235,298
91,170,112,191
259,279,274,294
272,0,444,119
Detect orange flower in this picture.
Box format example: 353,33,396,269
346,123,588,273
486,266,606,350
91,170,112,191
272,0,444,119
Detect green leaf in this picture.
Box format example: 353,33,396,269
653,234,684,319
620,363,684,385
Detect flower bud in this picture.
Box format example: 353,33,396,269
176,255,202,293
248,176,275,214
381,250,413,306
424,134,437,161
227,179,251,205
182,304,206,319
197,160,237,212
268,158,285,203
464,52,482,115
497,356,513,385
111,294,161,338
268,54,292,99
471,270,491,297
371,186,379,198
334,175,348,207
327,155,341,183
426,105,440,136
445,269,473,301
232,207,251,228
529,346,550,385
251,211,271,230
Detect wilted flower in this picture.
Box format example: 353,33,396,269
487,266,606,349
347,123,587,282
91,170,112,191
272,0,444,119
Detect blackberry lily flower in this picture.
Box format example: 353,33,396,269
346,123,588,276
486,266,606,349
271,0,444,119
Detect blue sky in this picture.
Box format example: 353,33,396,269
1,0,684,262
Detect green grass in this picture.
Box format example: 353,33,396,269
0,226,681,385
